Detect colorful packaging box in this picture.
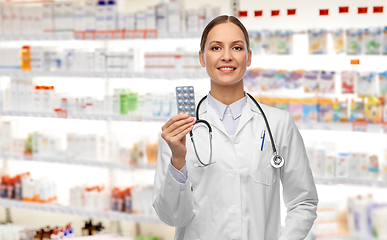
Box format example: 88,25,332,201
383,26,387,55
303,98,318,122
249,31,262,55
378,71,387,96
284,70,304,89
274,70,286,89
365,97,382,124
341,71,356,94
336,152,350,178
346,28,363,55
318,98,333,122
350,99,365,122
332,99,349,122
331,29,344,54
364,27,382,55
357,72,377,97
308,29,327,54
319,71,335,94
260,69,276,91
288,99,303,122
275,30,293,54
304,71,319,93
244,68,261,92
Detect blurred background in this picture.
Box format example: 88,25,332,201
0,0,386,239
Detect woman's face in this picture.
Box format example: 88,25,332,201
199,22,252,87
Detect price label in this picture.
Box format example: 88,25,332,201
73,31,84,40
124,30,134,39
352,121,368,132
146,30,157,39
113,31,124,40
95,32,106,40
84,32,95,40
135,30,145,39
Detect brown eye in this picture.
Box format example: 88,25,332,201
212,46,221,51
233,46,242,51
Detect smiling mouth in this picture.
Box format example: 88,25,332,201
218,67,237,71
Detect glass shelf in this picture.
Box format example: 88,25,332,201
0,198,162,224
0,153,156,171
0,31,202,41
314,177,387,188
0,70,208,80
0,111,168,122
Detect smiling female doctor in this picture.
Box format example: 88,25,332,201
152,15,318,240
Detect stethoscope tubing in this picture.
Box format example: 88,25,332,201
189,92,282,167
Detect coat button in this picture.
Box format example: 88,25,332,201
229,169,237,176
229,205,238,212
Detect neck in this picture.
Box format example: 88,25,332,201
210,80,245,105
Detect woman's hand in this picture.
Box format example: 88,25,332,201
161,114,195,170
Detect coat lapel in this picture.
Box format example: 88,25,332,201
234,96,262,138
198,97,229,137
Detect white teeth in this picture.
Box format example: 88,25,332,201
219,67,235,71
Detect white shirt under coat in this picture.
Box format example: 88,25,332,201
153,95,319,240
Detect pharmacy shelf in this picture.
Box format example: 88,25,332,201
314,177,387,188
0,31,201,41
296,122,385,133
0,111,167,122
1,111,384,133
0,70,208,80
0,153,156,171
0,198,162,224
316,236,387,240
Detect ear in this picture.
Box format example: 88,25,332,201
199,50,206,67
247,49,252,67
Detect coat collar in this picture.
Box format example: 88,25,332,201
197,95,262,138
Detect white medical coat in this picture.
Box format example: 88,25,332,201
153,97,318,240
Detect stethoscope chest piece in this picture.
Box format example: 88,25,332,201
271,154,284,168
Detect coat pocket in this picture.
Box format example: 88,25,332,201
249,139,276,186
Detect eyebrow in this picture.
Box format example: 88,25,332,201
209,40,245,45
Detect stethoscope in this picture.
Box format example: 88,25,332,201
189,92,285,169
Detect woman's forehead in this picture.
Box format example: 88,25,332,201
206,22,246,43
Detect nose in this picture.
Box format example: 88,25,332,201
221,49,233,62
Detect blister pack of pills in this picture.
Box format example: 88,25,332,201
175,86,195,117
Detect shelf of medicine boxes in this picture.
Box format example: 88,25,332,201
0,110,169,122
1,110,385,133
0,70,208,80
0,152,156,171
315,236,387,240
0,198,162,224
0,31,202,41
295,122,386,133
313,177,387,188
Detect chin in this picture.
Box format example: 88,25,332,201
213,79,242,87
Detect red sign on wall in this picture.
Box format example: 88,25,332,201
374,6,383,13
254,10,263,17
358,7,368,14
319,9,329,15
287,9,296,15
339,6,349,13
271,10,280,16
238,11,248,17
